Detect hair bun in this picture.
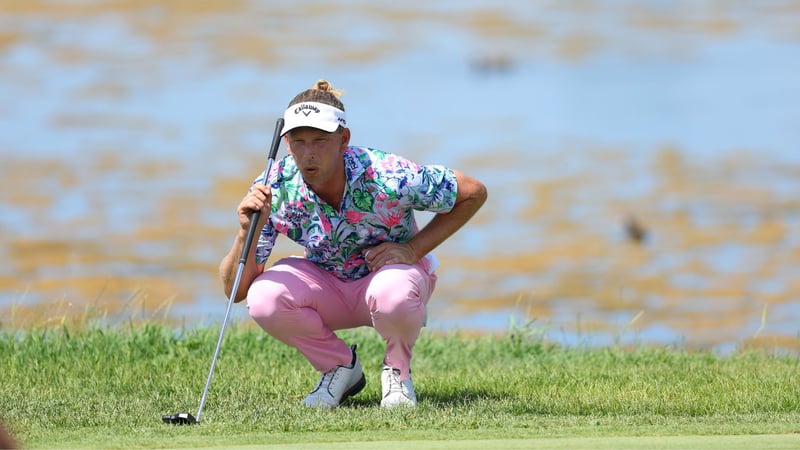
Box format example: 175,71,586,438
287,80,346,109
312,79,343,98
314,80,330,91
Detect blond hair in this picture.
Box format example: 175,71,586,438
312,79,343,99
287,79,345,111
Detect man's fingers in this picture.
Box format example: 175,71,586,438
248,186,272,210
364,243,416,272
364,246,382,262
252,184,272,196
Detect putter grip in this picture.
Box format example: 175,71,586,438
269,117,284,160
238,117,283,265
238,209,261,265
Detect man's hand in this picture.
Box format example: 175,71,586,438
364,242,419,272
238,184,271,231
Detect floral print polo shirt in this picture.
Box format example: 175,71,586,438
253,146,458,280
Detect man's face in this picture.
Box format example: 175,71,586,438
285,126,349,188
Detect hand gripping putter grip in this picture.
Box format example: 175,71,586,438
163,117,284,425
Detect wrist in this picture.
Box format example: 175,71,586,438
406,241,425,261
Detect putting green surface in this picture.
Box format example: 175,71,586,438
169,434,800,450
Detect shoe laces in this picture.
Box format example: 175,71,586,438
385,367,403,393
314,367,339,392
313,345,356,393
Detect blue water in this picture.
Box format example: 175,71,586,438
1,1,799,350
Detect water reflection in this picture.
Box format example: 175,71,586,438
1,0,799,353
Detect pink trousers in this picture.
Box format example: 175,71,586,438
246,256,436,380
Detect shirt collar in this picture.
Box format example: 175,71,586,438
343,146,367,184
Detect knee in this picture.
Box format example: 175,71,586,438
246,278,289,325
369,287,419,317
367,265,427,318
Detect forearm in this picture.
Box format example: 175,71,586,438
219,228,263,303
407,171,487,260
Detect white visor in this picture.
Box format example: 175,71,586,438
281,101,346,136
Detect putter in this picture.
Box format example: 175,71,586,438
163,117,284,425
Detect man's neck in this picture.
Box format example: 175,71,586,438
309,170,346,210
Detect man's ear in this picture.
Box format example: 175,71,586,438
340,128,351,149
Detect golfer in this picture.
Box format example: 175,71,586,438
219,80,487,408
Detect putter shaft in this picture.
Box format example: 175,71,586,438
193,118,283,423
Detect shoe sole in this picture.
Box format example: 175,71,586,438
340,373,366,404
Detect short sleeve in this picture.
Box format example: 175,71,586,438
254,225,277,265
406,164,458,213
249,163,281,265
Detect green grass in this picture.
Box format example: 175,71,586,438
1,321,799,449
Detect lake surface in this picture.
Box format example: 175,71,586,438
1,0,799,353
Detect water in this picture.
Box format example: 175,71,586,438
1,0,799,352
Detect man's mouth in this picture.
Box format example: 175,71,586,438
302,166,319,176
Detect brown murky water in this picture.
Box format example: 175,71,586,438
1,0,799,352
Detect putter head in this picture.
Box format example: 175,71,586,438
162,412,197,425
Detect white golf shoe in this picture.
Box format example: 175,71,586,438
380,365,417,408
302,345,366,408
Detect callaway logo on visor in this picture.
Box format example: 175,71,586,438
294,103,321,117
